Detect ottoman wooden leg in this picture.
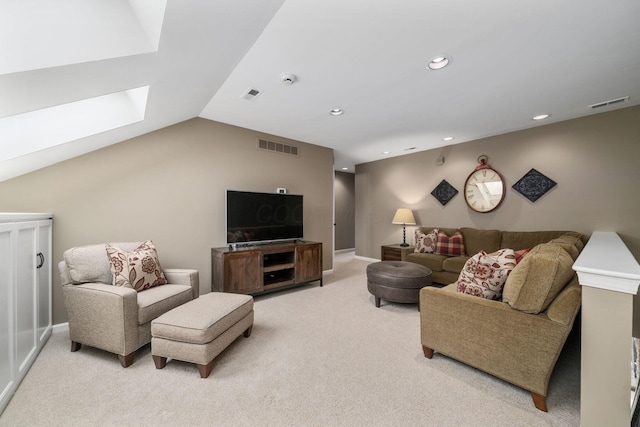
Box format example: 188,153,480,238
197,360,214,378
375,296,381,307
153,355,167,370
243,325,253,338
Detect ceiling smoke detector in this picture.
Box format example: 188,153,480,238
281,73,297,85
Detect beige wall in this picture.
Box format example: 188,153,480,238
355,105,640,261
0,118,334,325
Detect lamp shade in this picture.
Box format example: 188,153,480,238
392,208,416,225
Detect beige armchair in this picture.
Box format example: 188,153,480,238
59,242,199,367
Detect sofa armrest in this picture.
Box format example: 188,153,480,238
163,268,199,299
62,283,139,355
546,276,581,325
58,260,72,286
420,284,579,396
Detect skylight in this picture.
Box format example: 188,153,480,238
0,0,166,75
0,86,149,162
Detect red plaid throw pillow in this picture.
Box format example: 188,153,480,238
514,248,531,264
435,230,465,256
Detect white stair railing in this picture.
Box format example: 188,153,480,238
573,231,640,427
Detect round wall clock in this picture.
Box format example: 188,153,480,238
464,155,505,213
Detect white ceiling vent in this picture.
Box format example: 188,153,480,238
242,88,261,101
589,96,629,110
257,138,299,156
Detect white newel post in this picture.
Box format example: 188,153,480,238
573,232,640,427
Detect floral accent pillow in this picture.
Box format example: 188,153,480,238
414,228,439,253
106,241,167,291
434,230,465,256
456,248,517,300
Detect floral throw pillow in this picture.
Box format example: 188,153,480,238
414,228,439,253
456,248,517,300
434,230,465,256
106,241,167,291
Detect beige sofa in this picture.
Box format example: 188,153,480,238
411,228,586,411
404,227,583,285
59,242,199,367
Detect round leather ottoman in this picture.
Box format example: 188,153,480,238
366,261,432,307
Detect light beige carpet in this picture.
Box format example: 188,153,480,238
0,252,579,426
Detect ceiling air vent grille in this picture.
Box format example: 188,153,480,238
589,96,629,110
242,88,261,101
257,138,299,157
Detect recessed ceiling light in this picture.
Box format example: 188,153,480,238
329,108,343,116
533,114,550,120
341,167,348,170
443,136,454,141
427,56,451,70
382,151,390,154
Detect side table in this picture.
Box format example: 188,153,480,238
381,244,415,261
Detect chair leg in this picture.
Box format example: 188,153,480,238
531,392,548,412
70,341,81,352
118,352,135,368
422,346,434,359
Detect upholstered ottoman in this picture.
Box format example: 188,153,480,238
367,261,433,307
151,292,254,378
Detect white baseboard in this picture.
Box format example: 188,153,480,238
354,255,379,263
334,248,355,253
52,322,69,334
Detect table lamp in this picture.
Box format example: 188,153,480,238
392,208,416,247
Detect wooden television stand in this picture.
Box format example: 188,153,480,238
211,240,322,295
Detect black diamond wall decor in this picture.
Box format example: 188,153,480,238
431,180,458,206
512,168,557,202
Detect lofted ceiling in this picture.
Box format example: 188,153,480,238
2,0,639,181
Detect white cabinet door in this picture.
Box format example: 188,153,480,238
0,224,15,411
0,215,51,415
36,220,52,344
15,222,37,375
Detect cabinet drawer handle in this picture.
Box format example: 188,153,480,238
36,252,45,269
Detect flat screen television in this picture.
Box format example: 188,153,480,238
226,190,304,244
